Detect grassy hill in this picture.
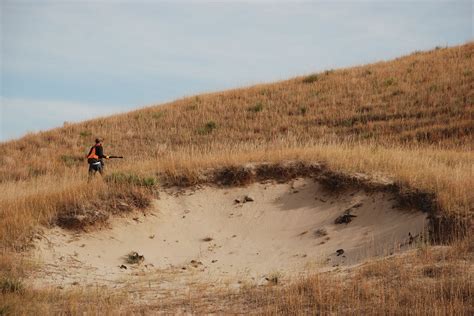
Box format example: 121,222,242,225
0,42,473,314
1,43,473,179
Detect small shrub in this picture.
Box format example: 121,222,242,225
384,78,396,86
197,121,217,135
248,102,264,113
1,277,23,294
302,74,318,84
126,251,144,264
79,131,92,137
28,167,47,178
298,106,308,116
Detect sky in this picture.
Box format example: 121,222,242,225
0,0,472,142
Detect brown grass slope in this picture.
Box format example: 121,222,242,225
0,43,473,314
1,43,472,181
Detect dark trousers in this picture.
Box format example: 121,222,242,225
88,161,104,176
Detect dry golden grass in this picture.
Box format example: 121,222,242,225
0,42,473,314
145,238,473,314
0,43,472,182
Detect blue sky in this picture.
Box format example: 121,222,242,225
1,0,472,141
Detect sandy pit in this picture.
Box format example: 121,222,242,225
30,178,427,294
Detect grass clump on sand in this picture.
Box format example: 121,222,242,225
125,251,145,265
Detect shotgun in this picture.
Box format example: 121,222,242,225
108,155,124,159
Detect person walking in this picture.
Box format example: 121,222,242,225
87,138,109,177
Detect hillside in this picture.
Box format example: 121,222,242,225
1,43,473,314
1,43,472,181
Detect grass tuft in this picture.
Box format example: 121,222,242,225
302,74,319,83
248,102,264,113
1,277,23,294
197,121,217,135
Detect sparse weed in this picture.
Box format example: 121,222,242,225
302,74,319,83
79,131,92,137
248,102,264,113
1,277,23,294
125,251,144,264
197,121,217,134
298,106,307,115
384,77,396,86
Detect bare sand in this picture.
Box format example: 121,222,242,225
30,178,427,293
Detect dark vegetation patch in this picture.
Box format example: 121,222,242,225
197,121,217,135
79,131,92,138
213,166,254,186
254,162,321,183
317,171,360,192
1,277,24,294
248,102,264,113
334,212,357,225
125,251,145,264
302,74,319,84
210,162,323,186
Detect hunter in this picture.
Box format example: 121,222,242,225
87,138,109,176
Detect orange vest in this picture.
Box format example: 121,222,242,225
87,144,100,160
